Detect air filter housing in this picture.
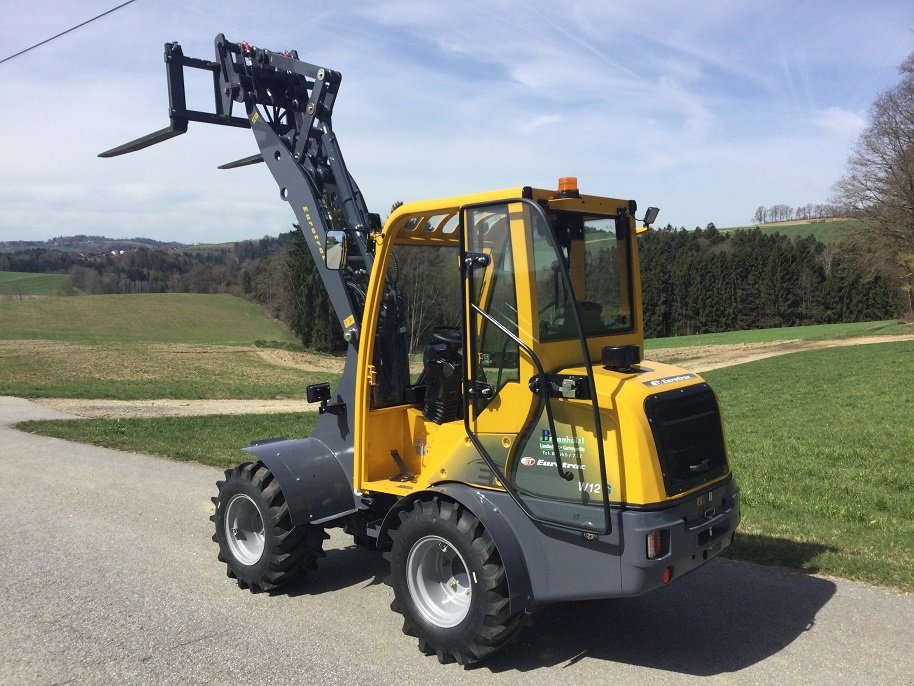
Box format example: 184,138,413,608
602,344,641,371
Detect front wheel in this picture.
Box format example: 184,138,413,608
211,461,326,593
388,497,522,664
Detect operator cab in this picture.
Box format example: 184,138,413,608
353,180,652,532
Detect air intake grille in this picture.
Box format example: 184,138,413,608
644,384,729,497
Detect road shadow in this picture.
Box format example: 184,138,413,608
479,557,837,675
278,543,388,598
723,532,836,572
271,532,838,676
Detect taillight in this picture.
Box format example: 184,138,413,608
647,531,663,559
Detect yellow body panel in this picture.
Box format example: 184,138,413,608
353,184,730,508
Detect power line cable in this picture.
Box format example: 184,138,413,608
0,0,140,65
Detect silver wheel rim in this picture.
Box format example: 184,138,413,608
406,535,472,627
224,493,265,566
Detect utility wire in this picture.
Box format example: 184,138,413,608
0,0,140,65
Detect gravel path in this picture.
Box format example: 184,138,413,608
36,397,312,419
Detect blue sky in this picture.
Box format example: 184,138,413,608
1,0,913,243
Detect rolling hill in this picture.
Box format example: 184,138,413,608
719,217,860,244
0,271,67,296
0,292,298,346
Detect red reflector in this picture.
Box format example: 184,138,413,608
661,566,674,585
646,531,662,559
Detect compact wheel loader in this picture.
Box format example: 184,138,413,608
102,35,741,665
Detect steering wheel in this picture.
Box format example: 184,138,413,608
430,325,462,346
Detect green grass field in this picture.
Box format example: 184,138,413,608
17,413,319,467
0,293,336,399
705,340,914,590
4,291,913,588
16,337,914,589
0,271,66,296
0,292,298,345
0,341,336,399
720,218,861,244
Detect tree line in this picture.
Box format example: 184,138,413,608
751,203,847,224
639,225,898,338
0,234,290,298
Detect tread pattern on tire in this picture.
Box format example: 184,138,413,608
387,496,522,665
211,461,327,593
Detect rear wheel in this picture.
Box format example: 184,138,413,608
388,497,522,664
211,461,326,592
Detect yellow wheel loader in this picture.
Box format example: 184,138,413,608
102,35,740,665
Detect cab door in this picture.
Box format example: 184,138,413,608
461,199,609,532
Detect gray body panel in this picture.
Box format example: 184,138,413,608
382,478,739,613
244,346,360,527
617,477,740,595
244,434,357,526
306,346,359,484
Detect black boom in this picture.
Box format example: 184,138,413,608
99,34,380,344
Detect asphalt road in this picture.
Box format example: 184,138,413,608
1,396,912,685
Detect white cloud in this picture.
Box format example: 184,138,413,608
518,115,563,134
811,107,867,141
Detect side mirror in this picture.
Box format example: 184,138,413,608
325,230,347,270
643,207,660,228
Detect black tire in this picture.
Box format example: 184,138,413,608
387,497,522,664
211,461,326,593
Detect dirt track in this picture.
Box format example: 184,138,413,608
35,334,914,419
35,397,310,419
647,333,914,372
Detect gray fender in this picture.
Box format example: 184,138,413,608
244,437,358,526
378,483,535,614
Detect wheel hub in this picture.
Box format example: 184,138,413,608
224,493,265,566
406,535,472,628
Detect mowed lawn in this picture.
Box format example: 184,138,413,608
0,293,338,398
705,340,914,590
18,412,320,467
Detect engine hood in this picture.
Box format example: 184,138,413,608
546,358,731,506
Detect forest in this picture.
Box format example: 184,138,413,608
638,224,898,338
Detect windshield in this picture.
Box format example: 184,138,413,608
535,212,633,341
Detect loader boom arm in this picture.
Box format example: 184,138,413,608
100,34,380,343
